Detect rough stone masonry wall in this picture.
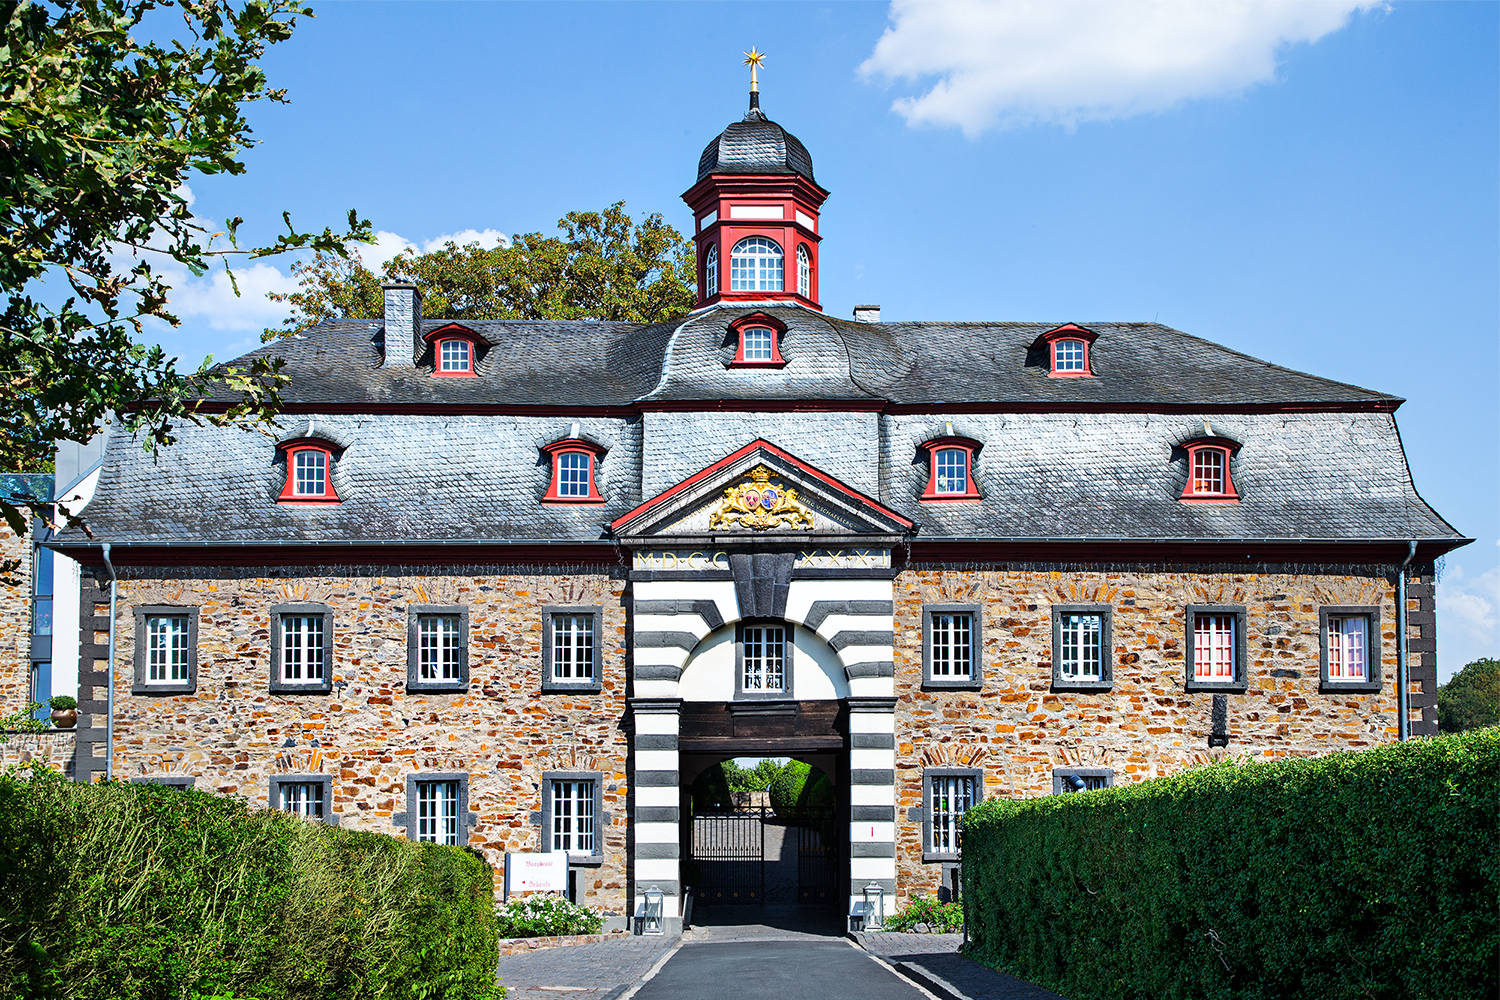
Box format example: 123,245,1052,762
0,520,31,714
0,730,76,777
891,563,1401,903
107,564,630,911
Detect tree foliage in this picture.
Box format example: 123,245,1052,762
266,201,697,336
0,0,369,540
1438,657,1499,733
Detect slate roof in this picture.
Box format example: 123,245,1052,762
201,305,1400,410
57,301,1465,550
697,104,817,185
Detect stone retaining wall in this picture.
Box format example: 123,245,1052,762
1,729,77,777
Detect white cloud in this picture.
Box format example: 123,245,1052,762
353,227,511,272
1437,561,1499,683
858,0,1383,136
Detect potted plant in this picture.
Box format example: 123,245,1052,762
48,695,78,729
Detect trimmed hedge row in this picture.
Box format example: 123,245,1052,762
961,729,1499,1000
0,766,501,1000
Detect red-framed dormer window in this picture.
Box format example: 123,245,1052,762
277,440,340,504
1033,323,1098,378
1180,437,1241,503
920,437,982,501
542,439,606,504
425,322,481,378
727,312,788,368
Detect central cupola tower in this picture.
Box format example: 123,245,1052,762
682,50,829,311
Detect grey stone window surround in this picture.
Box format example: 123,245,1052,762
1318,605,1383,694
132,775,194,789
922,604,983,690
920,766,983,863
407,605,470,693
540,770,607,866
541,605,604,693
269,603,334,695
131,605,199,695
1052,767,1115,795
1051,604,1114,692
268,773,338,825
1183,604,1249,693
735,619,794,700
394,772,478,845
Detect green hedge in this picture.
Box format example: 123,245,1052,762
0,766,501,1000
961,729,1499,1000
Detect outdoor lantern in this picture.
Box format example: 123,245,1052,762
642,885,665,935
863,882,886,930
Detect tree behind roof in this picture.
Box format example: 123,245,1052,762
265,202,697,336
1438,657,1499,733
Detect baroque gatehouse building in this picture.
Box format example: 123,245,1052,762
16,82,1468,930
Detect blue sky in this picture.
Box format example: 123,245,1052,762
158,1,1497,678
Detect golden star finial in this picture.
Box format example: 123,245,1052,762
743,47,765,92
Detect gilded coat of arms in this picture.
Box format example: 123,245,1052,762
709,466,814,531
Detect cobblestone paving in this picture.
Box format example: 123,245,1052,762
854,932,1070,1000
495,934,678,1000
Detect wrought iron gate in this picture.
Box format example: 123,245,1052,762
687,804,837,906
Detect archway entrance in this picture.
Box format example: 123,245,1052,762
684,756,838,907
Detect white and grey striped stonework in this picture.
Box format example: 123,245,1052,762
631,701,682,920
848,699,897,911
631,577,895,699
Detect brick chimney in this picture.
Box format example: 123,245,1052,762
381,283,422,368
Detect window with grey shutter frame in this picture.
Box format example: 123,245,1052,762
540,770,606,864
542,606,603,693
921,767,982,862
1051,604,1113,692
922,605,982,690
270,603,333,694
407,605,469,693
1319,605,1382,693
132,606,199,695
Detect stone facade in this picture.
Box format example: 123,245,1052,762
0,730,76,776
0,520,30,713
107,563,631,908
890,563,1404,901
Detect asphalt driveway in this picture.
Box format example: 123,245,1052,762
633,939,925,1000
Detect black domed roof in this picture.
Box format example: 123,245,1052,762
697,101,816,184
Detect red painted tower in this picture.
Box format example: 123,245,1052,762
682,64,829,312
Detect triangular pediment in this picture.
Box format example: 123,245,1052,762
611,439,914,541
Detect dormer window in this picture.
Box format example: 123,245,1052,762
1033,323,1098,378
920,436,982,501
1180,437,1241,503
424,322,483,378
277,440,340,504
727,312,788,368
438,337,472,375
542,439,606,504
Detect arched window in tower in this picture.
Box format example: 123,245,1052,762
796,245,811,298
730,236,784,292
705,244,718,295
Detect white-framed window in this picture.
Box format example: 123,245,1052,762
294,449,327,496
1054,338,1086,372
416,779,460,845
439,338,471,372
281,615,326,683
741,327,775,361
551,613,595,682
929,612,972,679
741,625,786,692
1058,613,1103,681
935,448,968,494
928,773,975,855
1193,613,1236,681
558,452,591,497
729,236,784,292
550,778,596,853
418,614,462,682
1326,615,1369,682
1192,447,1225,495
146,615,191,683
796,244,810,297
705,244,718,295
279,781,325,818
